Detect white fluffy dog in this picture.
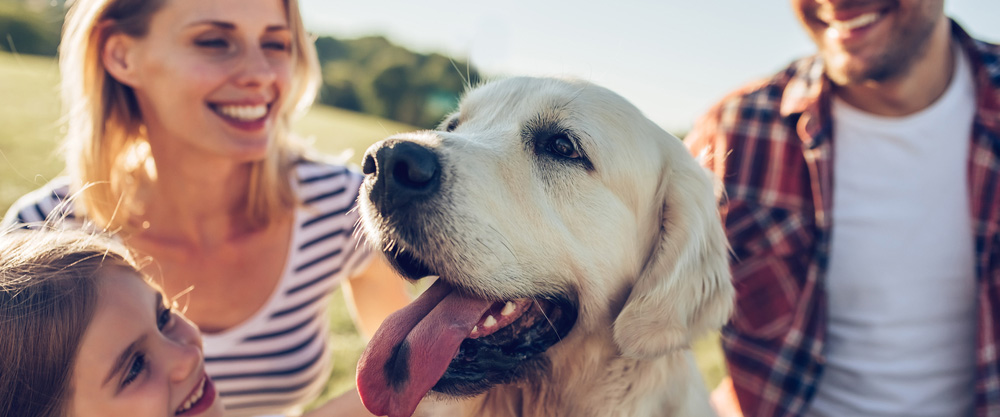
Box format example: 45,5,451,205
355,77,733,417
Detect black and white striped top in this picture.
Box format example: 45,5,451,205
3,159,372,417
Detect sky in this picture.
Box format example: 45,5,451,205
298,0,1000,133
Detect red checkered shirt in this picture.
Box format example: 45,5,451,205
686,21,1000,417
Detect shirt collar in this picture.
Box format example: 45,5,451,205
953,20,1000,130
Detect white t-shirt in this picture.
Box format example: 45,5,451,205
807,45,978,417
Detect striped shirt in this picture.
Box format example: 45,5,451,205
3,159,372,417
685,21,1000,417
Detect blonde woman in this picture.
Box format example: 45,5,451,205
3,0,413,416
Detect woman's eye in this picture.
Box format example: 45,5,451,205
195,39,229,49
157,306,173,330
263,41,290,51
548,135,580,159
122,353,146,387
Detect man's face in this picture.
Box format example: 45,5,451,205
791,0,946,85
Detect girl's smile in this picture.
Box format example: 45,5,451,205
68,266,225,417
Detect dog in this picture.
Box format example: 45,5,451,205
354,77,733,417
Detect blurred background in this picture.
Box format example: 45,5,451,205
1,0,998,407
298,0,1000,133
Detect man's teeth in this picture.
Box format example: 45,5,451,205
215,104,267,121
176,378,206,415
829,12,882,31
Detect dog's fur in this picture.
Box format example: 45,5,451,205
357,77,733,417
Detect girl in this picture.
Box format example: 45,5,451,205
0,228,226,417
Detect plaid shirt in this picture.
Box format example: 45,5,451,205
686,21,1000,417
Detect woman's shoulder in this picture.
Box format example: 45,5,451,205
2,178,76,228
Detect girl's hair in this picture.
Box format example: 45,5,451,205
60,0,322,231
0,228,142,417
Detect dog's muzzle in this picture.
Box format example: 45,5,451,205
362,139,442,213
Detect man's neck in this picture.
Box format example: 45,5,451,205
835,17,955,117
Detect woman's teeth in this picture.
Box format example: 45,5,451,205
215,104,268,121
828,11,882,31
175,378,206,415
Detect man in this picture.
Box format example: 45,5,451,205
686,0,1000,416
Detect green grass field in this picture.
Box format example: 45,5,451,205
0,51,725,408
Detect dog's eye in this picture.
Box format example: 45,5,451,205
444,117,460,132
548,134,580,159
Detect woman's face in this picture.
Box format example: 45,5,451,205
107,0,294,162
67,266,224,417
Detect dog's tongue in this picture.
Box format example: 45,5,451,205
357,278,492,417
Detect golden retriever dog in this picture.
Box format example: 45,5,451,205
354,77,733,417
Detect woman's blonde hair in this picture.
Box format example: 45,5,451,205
0,228,143,417
59,0,322,231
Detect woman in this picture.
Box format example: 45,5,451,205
3,0,413,415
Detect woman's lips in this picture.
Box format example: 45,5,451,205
209,103,272,131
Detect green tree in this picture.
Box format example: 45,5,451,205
0,4,61,56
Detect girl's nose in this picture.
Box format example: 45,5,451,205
167,315,205,382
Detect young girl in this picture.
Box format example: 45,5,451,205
0,228,226,417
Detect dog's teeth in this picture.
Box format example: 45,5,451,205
472,325,479,333
501,301,516,316
483,315,497,327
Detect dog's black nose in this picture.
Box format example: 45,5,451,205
363,139,441,211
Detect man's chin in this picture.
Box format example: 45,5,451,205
824,53,899,86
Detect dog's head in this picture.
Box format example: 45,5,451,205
355,77,732,417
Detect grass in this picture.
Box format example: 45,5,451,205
0,51,726,408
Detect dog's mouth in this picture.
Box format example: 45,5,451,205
356,247,577,417
382,244,435,280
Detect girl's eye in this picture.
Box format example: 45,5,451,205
157,306,173,330
122,353,146,388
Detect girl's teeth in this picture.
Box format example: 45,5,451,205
176,378,207,414
216,104,267,121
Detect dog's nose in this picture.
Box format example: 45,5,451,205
363,139,441,210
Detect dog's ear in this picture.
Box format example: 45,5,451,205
612,148,733,359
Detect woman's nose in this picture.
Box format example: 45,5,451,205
235,46,279,88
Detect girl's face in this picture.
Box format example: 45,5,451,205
68,266,224,417
105,0,294,162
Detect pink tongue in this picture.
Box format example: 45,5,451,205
357,279,493,417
